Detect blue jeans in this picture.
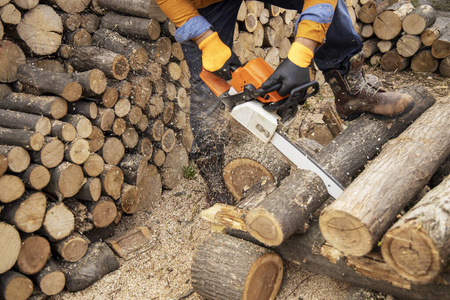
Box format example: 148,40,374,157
182,0,362,158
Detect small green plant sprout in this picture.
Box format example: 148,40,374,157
183,165,196,180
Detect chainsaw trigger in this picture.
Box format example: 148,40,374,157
262,81,319,111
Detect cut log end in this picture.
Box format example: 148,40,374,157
0,222,21,273
112,55,130,80
381,220,442,284
246,209,283,247
0,271,34,300
319,209,373,256
16,235,50,275
61,82,83,102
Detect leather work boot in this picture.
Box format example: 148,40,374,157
195,154,235,206
324,51,414,120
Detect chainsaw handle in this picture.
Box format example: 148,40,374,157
288,80,320,103
253,82,282,96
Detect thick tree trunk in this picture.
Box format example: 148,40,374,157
58,241,119,292
0,109,51,136
0,93,68,120
16,234,51,275
381,175,450,284
0,270,33,300
319,98,450,256
52,232,90,262
0,145,30,173
0,222,22,273
191,233,283,300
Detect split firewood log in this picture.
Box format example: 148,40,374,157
0,174,25,203
377,39,394,53
16,5,63,55
191,233,283,300
0,222,21,273
0,40,26,83
363,37,380,58
402,5,436,35
420,16,448,47
152,148,165,167
358,1,377,24
381,175,450,285
33,259,65,296
44,161,85,199
0,191,47,233
0,93,67,119
112,117,126,136
320,98,450,256
84,196,117,228
0,270,33,300
58,241,119,292
16,234,51,275
82,153,104,177
114,97,131,118
0,145,30,173
30,137,65,169
121,126,139,149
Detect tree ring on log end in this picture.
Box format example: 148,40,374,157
242,252,283,300
40,270,65,295
62,82,82,102
0,222,21,273
246,209,283,246
61,237,89,262
381,220,441,284
319,210,372,256
223,158,275,201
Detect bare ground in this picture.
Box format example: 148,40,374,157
55,68,449,300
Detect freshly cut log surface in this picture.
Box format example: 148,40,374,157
17,64,82,102
100,137,125,165
40,202,75,241
119,183,140,214
402,5,436,35
411,49,439,73
30,137,64,169
100,165,124,200
83,153,104,177
52,232,90,262
75,177,101,201
0,154,7,176
47,0,90,13
0,222,21,273
62,114,92,139
320,99,450,256
64,138,90,165
0,40,26,83
0,109,51,136
34,259,65,296
431,26,450,59
21,163,51,190
16,234,51,275
58,241,119,292
0,93,68,120
85,196,117,228
0,174,25,203
136,164,161,210
161,144,188,190
0,191,47,232
72,69,107,96
17,5,63,55
0,270,33,300
0,145,30,173
373,2,414,40
44,161,85,199
0,4,21,25
381,175,450,284
191,233,283,300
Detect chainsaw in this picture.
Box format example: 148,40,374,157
200,58,344,199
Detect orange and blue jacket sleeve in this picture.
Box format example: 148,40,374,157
295,0,338,44
156,0,221,43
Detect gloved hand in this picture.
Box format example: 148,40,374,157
198,31,241,80
261,42,314,96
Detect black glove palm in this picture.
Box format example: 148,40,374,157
261,58,310,97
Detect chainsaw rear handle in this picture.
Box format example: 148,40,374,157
290,80,320,103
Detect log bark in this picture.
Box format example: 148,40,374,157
64,138,90,165
0,191,47,233
0,174,25,203
191,233,283,300
33,259,65,296
381,175,450,284
69,46,130,80
100,164,124,200
83,153,104,177
440,56,450,78
99,137,124,165
0,145,30,173
72,69,107,97
101,12,160,40
0,222,22,273
62,114,92,138
118,153,147,185
411,49,439,73
96,0,166,22
402,5,436,35
161,144,188,189
46,0,90,13
319,99,450,256
0,154,7,177
420,17,447,47
30,137,65,169
381,50,410,71
58,241,119,292
40,202,75,241
44,161,85,199
52,232,90,262
0,40,26,83
16,234,51,275
75,177,102,201
431,25,450,59
20,164,50,190
0,270,33,300
68,101,97,119
0,109,51,136
17,5,63,55
0,93,67,119
92,28,148,71
85,196,117,228
0,127,44,151
373,1,414,40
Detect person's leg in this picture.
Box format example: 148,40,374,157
180,0,242,204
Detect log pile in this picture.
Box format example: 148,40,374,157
0,0,192,298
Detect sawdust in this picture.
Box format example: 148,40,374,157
54,68,448,300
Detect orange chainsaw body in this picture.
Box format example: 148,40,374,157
200,58,287,104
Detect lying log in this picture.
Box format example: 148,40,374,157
0,83,11,100
109,79,132,98
105,226,150,259
431,25,450,59
136,163,162,210
92,28,148,71
33,259,65,296
373,1,414,40
130,76,152,109
0,4,21,25
139,37,171,66
0,127,44,151
60,12,82,31
381,175,450,285
58,241,119,292
402,5,436,35
85,196,117,228
0,109,51,136
114,97,131,118
0,174,25,203
0,192,47,233
46,0,90,13
396,34,422,57
72,69,107,97
118,183,140,214
87,126,105,152
68,101,97,119
52,232,90,262
0,222,21,273
0,270,33,300
69,46,130,80
99,137,124,165
440,56,450,78
0,154,7,177
16,5,63,55
16,234,51,275
64,138,90,165
420,17,447,47
17,64,82,102
152,148,165,167
61,114,92,138
100,164,124,200
75,177,101,201
358,1,377,24
20,164,51,190
83,153,104,177
29,137,65,169
81,13,99,33
96,0,166,22
40,202,75,241
161,144,188,189
64,198,93,234
191,233,283,300
118,153,146,185
112,117,126,136
0,40,26,83
101,12,160,40
319,98,450,256
100,86,119,108
44,161,85,199
363,37,380,58
0,93,68,120
0,145,30,173
92,107,115,131
411,49,439,73
381,50,410,72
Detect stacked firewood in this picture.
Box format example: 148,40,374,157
0,0,194,298
347,0,450,77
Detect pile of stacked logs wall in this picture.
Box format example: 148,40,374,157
348,0,449,77
0,0,194,298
